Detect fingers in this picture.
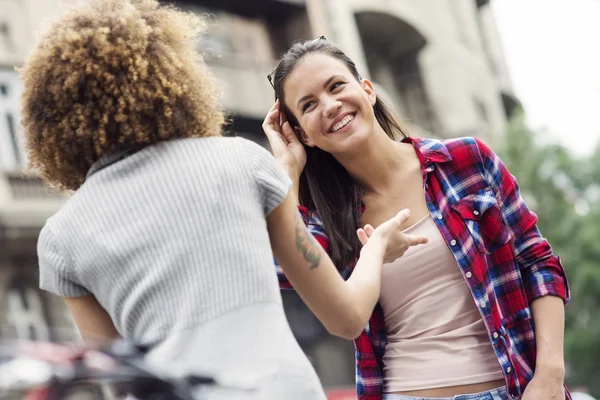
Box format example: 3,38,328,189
357,223,375,246
263,102,290,152
263,100,282,135
376,209,411,232
262,109,276,132
393,209,412,226
277,105,300,145
265,109,282,135
281,121,299,144
356,228,369,246
405,234,429,246
264,100,279,124
268,99,280,114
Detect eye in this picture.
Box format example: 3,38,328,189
330,81,346,91
302,101,315,113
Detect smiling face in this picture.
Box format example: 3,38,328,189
282,53,378,155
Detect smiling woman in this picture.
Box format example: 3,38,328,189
268,38,410,269
262,37,571,400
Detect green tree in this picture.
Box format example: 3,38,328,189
498,111,600,397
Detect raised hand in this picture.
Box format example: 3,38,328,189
262,100,307,181
357,209,428,264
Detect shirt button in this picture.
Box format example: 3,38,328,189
479,300,486,308
450,239,457,246
506,366,512,373
493,332,499,339
473,210,480,216
436,213,443,220
465,271,472,278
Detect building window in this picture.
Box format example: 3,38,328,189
0,70,24,169
0,20,14,54
6,113,20,165
356,11,439,135
393,54,440,134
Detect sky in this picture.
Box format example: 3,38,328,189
491,0,600,157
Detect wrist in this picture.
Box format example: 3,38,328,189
534,361,565,381
535,344,565,380
283,165,300,181
282,167,300,203
360,233,386,257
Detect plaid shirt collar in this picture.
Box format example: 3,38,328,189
404,136,453,166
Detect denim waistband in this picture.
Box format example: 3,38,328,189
382,385,507,400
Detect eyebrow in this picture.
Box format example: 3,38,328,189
296,75,342,109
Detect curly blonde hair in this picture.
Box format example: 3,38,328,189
19,0,225,191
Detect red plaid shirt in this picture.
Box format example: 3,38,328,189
277,137,570,400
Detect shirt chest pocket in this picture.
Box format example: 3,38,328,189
450,188,511,254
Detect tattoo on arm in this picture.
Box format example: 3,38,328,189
294,212,322,269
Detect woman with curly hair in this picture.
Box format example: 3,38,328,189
21,1,428,398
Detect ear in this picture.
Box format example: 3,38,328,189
294,126,315,147
361,78,377,107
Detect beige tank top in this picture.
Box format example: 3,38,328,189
380,215,503,393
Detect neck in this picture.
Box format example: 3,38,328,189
334,125,411,194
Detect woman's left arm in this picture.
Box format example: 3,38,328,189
474,138,568,399
521,296,566,399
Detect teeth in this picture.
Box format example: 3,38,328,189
332,114,354,132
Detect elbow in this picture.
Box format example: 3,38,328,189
323,291,375,340
324,312,367,340
327,323,365,340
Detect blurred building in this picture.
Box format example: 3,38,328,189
0,0,79,346
0,0,519,392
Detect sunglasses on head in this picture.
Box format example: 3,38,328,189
267,36,328,89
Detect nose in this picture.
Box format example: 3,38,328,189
322,96,342,118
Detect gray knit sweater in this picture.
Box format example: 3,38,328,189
38,137,326,399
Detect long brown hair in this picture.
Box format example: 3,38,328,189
271,38,409,269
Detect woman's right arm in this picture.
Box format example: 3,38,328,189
267,191,426,340
275,206,338,289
